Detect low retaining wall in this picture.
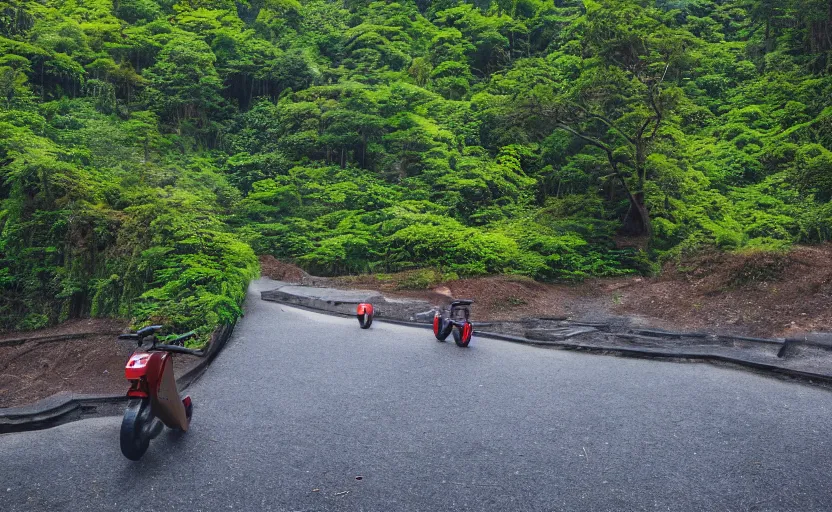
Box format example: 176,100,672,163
0,321,237,434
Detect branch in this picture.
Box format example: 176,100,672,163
658,61,670,87
644,62,669,143
648,115,662,141
555,122,637,205
573,104,636,146
526,103,638,204
647,93,663,141
555,123,613,155
637,117,653,140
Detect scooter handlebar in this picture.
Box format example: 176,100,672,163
117,328,198,350
169,330,197,345
118,324,164,341
153,344,205,357
153,330,203,356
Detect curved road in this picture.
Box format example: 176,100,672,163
2,279,832,511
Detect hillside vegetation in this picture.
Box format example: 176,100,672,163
1,0,831,335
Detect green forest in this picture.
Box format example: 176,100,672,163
1,0,831,337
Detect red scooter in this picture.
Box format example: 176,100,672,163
433,299,474,347
118,325,204,461
357,303,374,329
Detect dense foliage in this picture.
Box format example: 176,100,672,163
1,0,831,333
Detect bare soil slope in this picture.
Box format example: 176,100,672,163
0,319,200,408
324,246,832,337
259,255,310,283
612,246,832,336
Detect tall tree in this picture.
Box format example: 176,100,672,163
143,34,226,142
521,0,692,237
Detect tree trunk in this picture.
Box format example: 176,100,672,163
606,151,652,238
808,1,832,53
827,0,832,50
622,192,651,237
362,133,367,168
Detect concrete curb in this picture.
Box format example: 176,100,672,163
0,321,237,434
177,322,236,390
0,393,126,434
262,289,832,387
476,332,832,385
261,284,435,321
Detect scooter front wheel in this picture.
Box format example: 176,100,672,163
433,315,453,341
120,398,152,461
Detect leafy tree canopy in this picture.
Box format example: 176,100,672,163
2,0,831,335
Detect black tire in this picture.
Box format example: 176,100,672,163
453,322,473,348
434,316,453,341
358,311,373,329
120,398,152,461
185,399,193,422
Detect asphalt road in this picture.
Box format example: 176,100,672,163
2,279,832,511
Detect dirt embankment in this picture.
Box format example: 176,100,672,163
610,246,832,337
265,246,832,338
0,319,200,409
0,319,128,408
259,255,310,283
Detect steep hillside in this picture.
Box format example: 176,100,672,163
1,0,831,333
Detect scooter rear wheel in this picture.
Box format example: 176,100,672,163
453,321,473,348
120,398,152,461
357,304,374,329
184,396,193,422
358,312,373,329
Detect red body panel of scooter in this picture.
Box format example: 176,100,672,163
123,352,189,431
357,303,374,329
